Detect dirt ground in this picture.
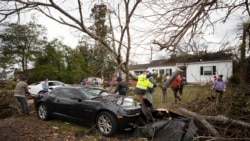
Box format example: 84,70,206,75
0,116,140,141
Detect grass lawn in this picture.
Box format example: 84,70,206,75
127,83,240,118
127,84,215,109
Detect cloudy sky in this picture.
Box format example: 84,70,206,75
5,1,247,64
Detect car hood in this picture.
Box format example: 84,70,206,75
93,95,140,107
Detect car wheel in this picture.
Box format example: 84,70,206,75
96,112,118,136
37,103,49,120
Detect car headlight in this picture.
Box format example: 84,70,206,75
124,108,141,115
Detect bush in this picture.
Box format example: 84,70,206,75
229,73,240,84
0,80,16,90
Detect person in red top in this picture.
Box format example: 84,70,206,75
171,75,182,103
213,76,217,82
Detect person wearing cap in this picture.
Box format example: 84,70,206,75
134,71,154,100
212,75,226,102
14,77,31,116
146,72,157,103
114,76,127,95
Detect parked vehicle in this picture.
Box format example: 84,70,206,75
33,86,141,136
28,80,68,96
104,79,118,87
80,77,99,86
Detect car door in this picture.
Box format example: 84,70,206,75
64,88,86,119
73,88,103,122
51,88,80,117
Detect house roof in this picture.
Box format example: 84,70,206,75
129,63,149,70
149,59,176,67
129,52,233,69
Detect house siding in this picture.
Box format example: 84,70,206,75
186,60,232,83
129,59,233,84
147,66,177,77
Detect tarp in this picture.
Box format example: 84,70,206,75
133,118,198,141
133,99,200,141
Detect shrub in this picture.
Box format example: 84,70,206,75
0,80,16,90
229,73,240,84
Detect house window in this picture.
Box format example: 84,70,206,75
159,69,164,74
134,71,141,76
200,66,216,75
165,69,172,76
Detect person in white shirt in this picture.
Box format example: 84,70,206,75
42,78,49,92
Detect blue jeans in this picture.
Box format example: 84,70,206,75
16,96,29,115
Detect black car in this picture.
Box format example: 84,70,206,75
33,86,141,136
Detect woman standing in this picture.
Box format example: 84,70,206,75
98,75,104,89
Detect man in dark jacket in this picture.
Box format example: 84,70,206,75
114,76,127,95
146,72,157,103
14,77,31,116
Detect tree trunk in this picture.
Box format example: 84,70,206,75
178,108,250,138
204,115,250,128
177,108,220,137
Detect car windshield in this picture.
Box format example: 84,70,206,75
80,87,109,99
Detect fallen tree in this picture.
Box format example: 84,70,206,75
177,107,250,138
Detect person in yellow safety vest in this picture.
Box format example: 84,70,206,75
134,71,154,100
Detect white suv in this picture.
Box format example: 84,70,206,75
28,80,68,95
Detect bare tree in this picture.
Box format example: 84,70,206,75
136,0,250,54
0,0,141,79
0,0,249,80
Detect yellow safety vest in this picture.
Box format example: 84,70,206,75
136,74,153,90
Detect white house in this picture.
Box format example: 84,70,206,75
184,60,232,83
129,58,233,84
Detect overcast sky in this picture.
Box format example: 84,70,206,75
4,1,247,64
